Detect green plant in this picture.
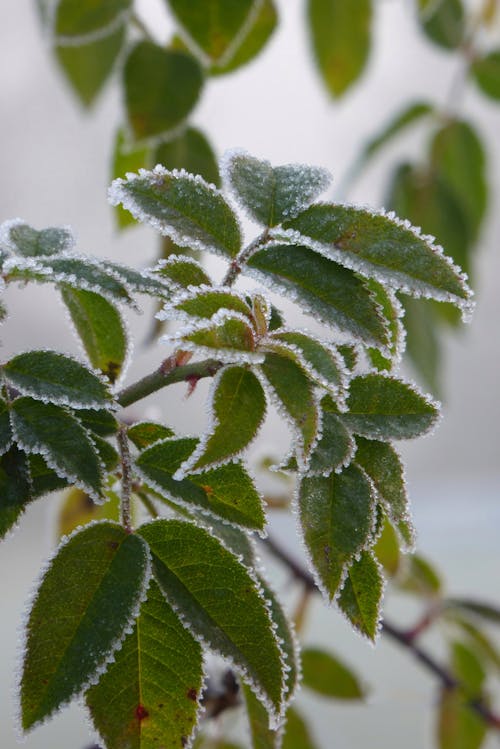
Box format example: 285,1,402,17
2,147,497,749
4,1,500,748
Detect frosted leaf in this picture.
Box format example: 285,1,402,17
365,281,406,372
298,465,378,602
108,166,242,258
177,366,267,477
160,284,253,323
337,551,385,642
154,254,211,289
162,309,263,365
221,148,332,226
101,260,172,300
0,219,75,257
285,203,473,320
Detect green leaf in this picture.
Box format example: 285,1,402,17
337,344,358,371
286,204,472,313
307,0,372,97
437,689,487,749
269,331,344,393
299,465,376,600
155,255,211,289
302,401,355,476
282,708,317,749
28,454,69,498
365,280,404,372
171,287,252,320
337,551,384,641
166,0,255,64
451,641,486,697
431,120,487,244
260,352,319,464
449,616,500,672
86,580,203,749
401,295,442,395
11,397,104,500
211,0,278,75
0,397,13,455
243,683,280,749
138,519,287,722
2,221,74,257
472,50,500,101
354,437,414,548
55,24,124,108
258,577,299,698
21,521,151,731
342,373,439,440
246,243,388,346
223,151,330,226
128,422,175,450
61,288,128,384
301,647,365,699
0,447,31,539
7,255,134,305
175,312,258,360
112,128,152,230
57,487,120,538
154,126,220,187
110,166,241,258
53,0,132,42
3,350,111,408
136,437,265,531
93,435,119,472
77,407,118,437
374,516,401,576
397,553,442,597
124,42,204,141
387,162,470,282
418,0,465,50
362,101,434,162
179,366,266,474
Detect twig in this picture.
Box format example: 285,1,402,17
262,535,500,732
117,426,133,533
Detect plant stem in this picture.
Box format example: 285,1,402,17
117,426,133,533
116,357,223,408
262,535,500,732
130,11,156,43
221,230,270,287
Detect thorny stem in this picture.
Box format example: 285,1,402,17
116,357,223,408
221,230,270,287
117,426,133,533
263,535,500,732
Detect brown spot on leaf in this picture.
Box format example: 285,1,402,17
135,704,149,721
186,687,197,701
200,485,214,496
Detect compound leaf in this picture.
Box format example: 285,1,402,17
86,580,203,749
21,521,151,730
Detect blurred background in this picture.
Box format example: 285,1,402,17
0,0,499,746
